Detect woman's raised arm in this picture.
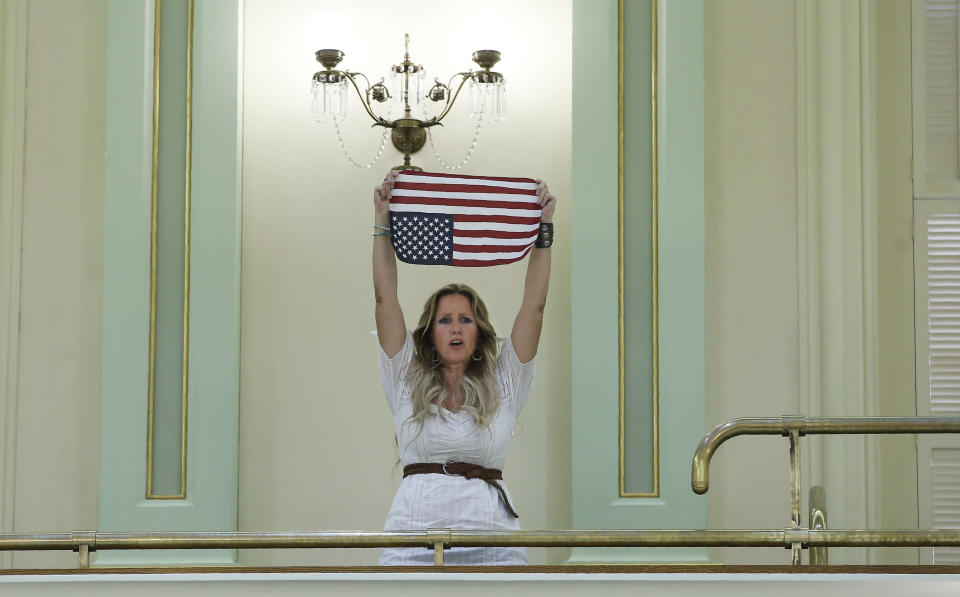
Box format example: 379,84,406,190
510,181,556,363
373,172,407,357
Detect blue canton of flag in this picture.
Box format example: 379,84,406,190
389,212,455,265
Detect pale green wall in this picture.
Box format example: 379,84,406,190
571,0,706,562
98,0,242,565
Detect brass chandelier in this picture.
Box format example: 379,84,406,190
311,35,505,171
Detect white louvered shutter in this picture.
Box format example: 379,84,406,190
916,204,960,565
914,0,960,565
926,214,960,415
913,0,960,197
931,448,960,564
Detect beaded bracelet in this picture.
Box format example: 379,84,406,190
372,224,391,232
372,231,390,237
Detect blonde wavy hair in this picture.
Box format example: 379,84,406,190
405,283,501,429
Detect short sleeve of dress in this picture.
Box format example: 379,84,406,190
378,332,413,415
495,337,536,414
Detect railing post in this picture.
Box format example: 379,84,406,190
787,426,802,565
72,531,96,569
426,529,449,566
785,527,808,560
809,485,828,565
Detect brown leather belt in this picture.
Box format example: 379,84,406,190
403,462,519,518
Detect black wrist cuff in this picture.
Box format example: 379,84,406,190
535,222,554,248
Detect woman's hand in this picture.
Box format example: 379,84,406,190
374,171,398,217
536,181,556,223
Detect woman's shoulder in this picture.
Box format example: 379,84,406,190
379,331,415,384
380,330,414,363
496,335,534,368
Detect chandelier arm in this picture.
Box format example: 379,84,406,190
444,72,465,95
341,72,392,127
430,72,473,124
348,70,376,104
349,70,372,89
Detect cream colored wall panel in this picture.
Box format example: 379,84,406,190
13,0,106,569
704,0,799,565
875,0,920,566
0,0,28,570
238,0,571,566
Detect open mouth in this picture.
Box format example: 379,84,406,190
450,340,464,347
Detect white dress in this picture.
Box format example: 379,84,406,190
378,332,536,566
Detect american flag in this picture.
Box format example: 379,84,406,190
388,170,542,267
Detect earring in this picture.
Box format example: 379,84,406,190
432,347,440,364
472,349,483,362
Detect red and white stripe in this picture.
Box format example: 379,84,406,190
389,170,541,267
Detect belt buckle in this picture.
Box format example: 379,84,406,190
442,462,454,475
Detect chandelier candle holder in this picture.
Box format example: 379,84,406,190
311,34,505,170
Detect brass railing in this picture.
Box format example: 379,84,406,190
5,528,960,569
691,416,960,563
3,416,959,569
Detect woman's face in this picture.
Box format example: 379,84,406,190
432,293,478,367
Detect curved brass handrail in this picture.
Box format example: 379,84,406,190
689,415,960,564
691,416,960,494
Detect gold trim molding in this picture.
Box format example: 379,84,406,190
146,0,193,500
618,0,660,498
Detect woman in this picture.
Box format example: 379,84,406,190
372,171,555,565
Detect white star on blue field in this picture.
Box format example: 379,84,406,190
390,213,454,265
